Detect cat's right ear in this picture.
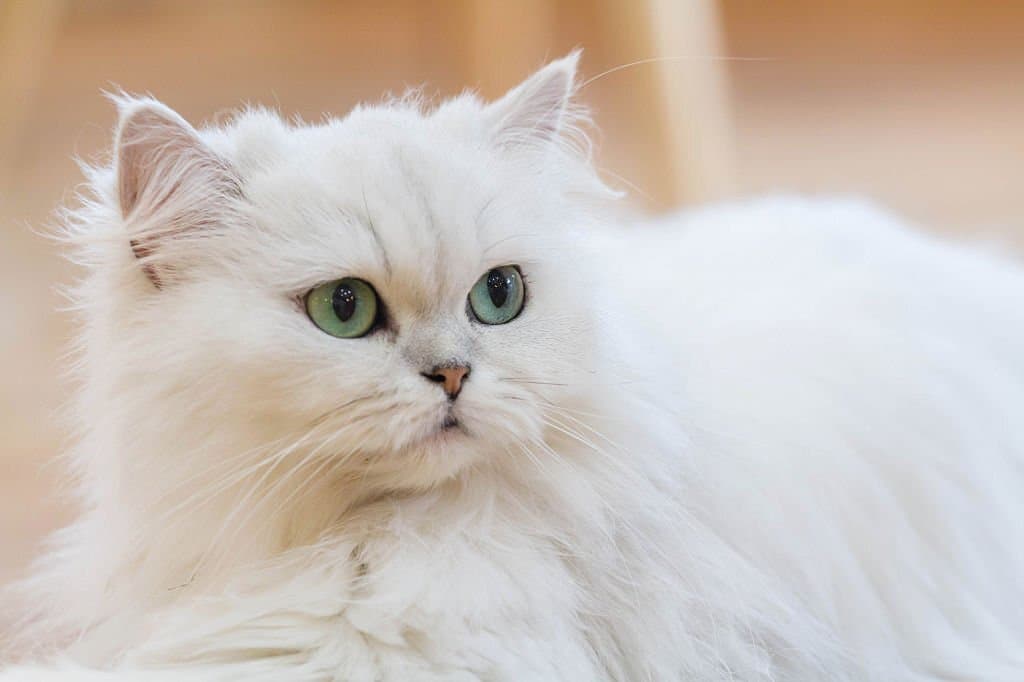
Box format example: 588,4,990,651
114,97,240,287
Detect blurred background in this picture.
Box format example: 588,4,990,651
0,0,1022,592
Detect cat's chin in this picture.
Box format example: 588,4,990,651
347,416,481,490
380,440,481,491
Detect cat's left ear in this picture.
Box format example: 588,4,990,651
486,51,579,150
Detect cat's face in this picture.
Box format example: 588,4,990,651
103,54,612,491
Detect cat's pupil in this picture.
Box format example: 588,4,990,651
487,269,509,308
332,283,358,322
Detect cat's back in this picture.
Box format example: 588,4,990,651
608,196,1024,391
600,196,1024,676
616,196,1024,341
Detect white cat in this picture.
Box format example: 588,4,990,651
5,53,1024,680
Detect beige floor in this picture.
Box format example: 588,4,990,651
1,1,1021,600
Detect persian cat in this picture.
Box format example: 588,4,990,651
4,53,1024,680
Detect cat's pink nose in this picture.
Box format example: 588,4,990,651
422,364,470,399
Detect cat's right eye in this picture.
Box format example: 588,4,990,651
305,278,380,338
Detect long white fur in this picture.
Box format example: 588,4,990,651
4,53,1024,680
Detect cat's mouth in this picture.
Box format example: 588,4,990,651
418,411,466,445
403,407,472,452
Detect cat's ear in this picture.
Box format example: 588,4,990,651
486,51,579,150
114,96,240,287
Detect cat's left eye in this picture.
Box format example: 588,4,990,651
469,266,525,325
305,278,380,338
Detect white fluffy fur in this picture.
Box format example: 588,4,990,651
5,54,1024,680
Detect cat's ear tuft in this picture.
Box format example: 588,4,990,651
113,96,240,286
486,51,580,150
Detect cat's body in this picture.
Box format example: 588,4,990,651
5,56,1024,680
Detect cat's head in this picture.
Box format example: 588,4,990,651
74,54,618,498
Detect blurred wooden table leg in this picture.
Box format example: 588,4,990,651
648,0,734,204
0,0,65,188
596,0,737,207
613,0,734,206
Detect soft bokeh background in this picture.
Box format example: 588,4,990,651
1,0,1021,592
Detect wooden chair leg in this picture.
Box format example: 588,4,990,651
601,0,735,206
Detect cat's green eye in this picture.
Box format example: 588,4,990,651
468,266,525,325
305,278,380,338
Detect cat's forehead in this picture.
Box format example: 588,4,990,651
231,108,479,192
224,107,553,301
